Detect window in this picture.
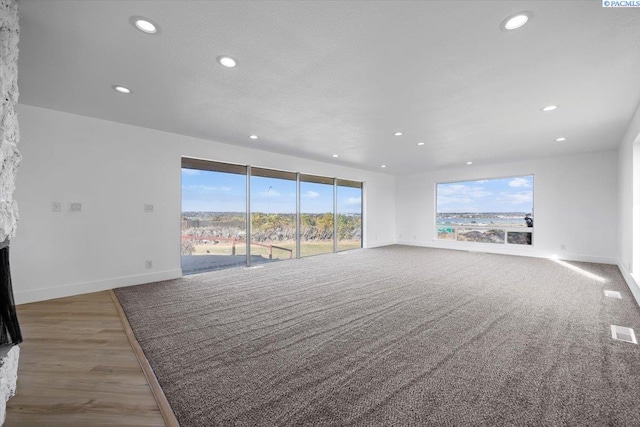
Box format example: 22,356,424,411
633,139,640,274
337,180,363,252
300,175,335,257
181,158,364,273
436,175,534,245
181,159,247,274
250,168,297,262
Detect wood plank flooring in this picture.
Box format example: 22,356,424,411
4,291,165,426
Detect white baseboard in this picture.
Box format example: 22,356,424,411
618,263,640,307
364,240,396,249
395,240,617,265
14,269,183,305
556,253,618,265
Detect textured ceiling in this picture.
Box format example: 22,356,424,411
17,1,640,174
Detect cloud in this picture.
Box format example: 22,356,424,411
182,169,201,176
498,191,533,204
345,196,361,205
437,184,468,197
302,190,319,198
508,177,532,188
437,183,492,200
469,190,493,198
437,183,493,209
437,195,474,206
437,177,533,212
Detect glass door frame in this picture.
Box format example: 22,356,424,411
182,157,363,269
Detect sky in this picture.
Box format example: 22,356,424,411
181,168,362,214
437,175,533,213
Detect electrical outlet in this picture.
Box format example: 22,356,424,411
145,260,153,269
561,244,566,251
144,204,154,213
70,202,82,212
52,202,61,212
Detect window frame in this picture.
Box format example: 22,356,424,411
434,174,535,246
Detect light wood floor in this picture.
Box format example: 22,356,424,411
4,291,165,426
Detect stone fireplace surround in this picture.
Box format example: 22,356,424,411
0,0,21,425
0,345,18,425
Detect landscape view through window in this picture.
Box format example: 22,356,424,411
181,164,362,274
436,175,534,245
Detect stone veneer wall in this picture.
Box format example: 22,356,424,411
0,0,20,241
0,346,18,424
0,0,19,425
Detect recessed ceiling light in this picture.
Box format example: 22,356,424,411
217,56,237,68
393,132,403,136
135,19,156,34
555,137,567,142
417,142,425,146
381,164,387,168
466,161,473,165
501,12,531,31
332,154,339,158
129,16,159,34
249,135,258,140
112,85,131,94
542,105,558,112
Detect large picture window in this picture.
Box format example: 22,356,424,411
436,175,534,245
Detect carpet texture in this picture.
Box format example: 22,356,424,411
114,246,640,426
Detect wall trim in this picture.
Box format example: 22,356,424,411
618,262,640,307
14,269,183,305
364,240,396,249
395,240,618,265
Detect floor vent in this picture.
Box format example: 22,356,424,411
611,325,637,344
604,290,622,299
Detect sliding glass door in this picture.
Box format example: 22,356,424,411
181,159,247,274
300,175,334,257
250,168,297,264
181,157,364,272
337,180,363,251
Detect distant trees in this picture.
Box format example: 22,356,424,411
182,212,362,243
338,214,361,239
251,213,295,231
181,239,195,255
316,213,334,233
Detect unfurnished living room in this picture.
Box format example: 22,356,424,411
1,1,640,426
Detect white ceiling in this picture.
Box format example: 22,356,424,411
17,1,640,175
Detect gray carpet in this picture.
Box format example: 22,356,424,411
114,245,640,426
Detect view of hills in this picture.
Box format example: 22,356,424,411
181,211,362,256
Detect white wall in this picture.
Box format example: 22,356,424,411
396,151,619,263
12,105,397,304
618,103,640,305
12,103,634,306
